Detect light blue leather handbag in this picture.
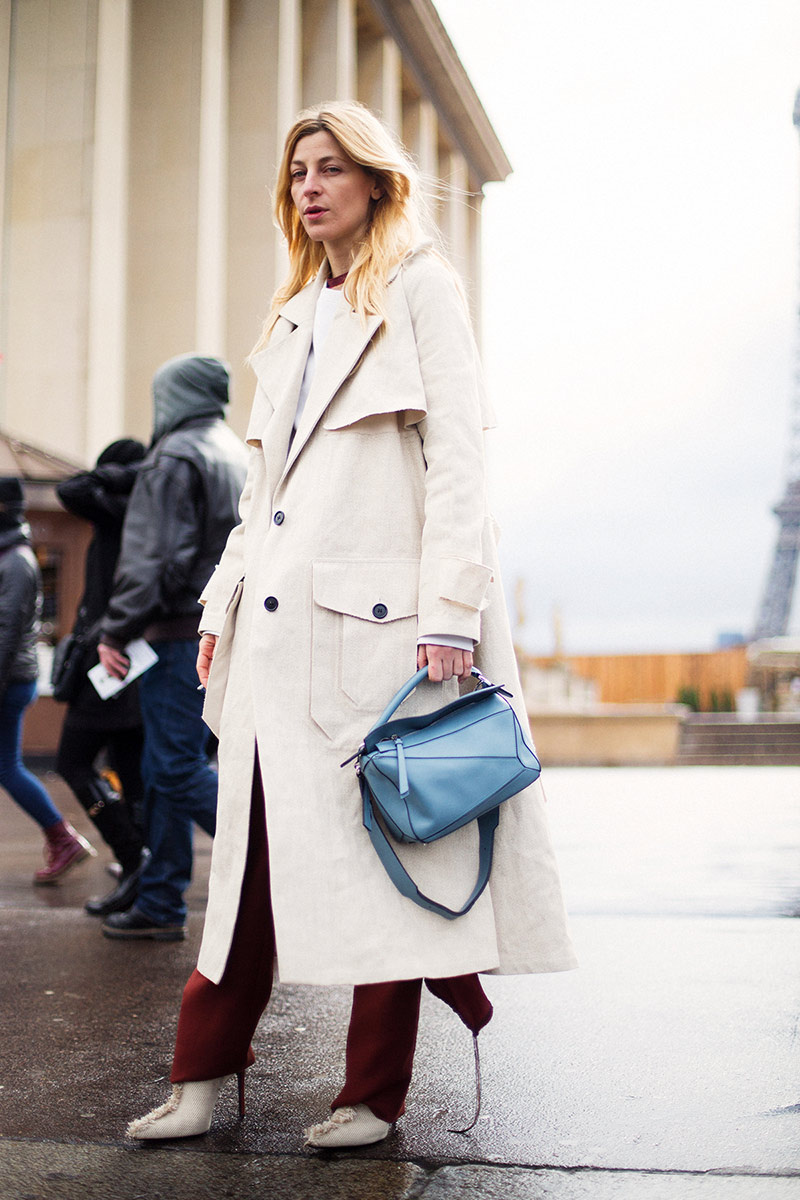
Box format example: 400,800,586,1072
343,666,541,919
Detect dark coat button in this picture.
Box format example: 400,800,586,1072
264,596,279,612
273,511,285,525
372,603,388,620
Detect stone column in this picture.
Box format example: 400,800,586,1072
357,34,401,133
86,0,131,461
440,147,469,283
195,0,229,355
278,0,302,135
224,0,301,424
301,0,355,106
0,0,11,420
403,95,438,233
403,96,437,179
466,184,483,343
3,0,100,461
125,0,204,440
273,0,302,285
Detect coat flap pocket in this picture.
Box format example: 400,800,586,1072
313,559,419,623
321,389,426,431
321,333,427,431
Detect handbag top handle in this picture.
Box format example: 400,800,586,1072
369,666,492,732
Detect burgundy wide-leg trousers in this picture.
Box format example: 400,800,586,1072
170,763,493,1123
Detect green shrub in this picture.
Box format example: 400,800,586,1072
676,685,701,711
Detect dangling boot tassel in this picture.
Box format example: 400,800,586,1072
447,1033,482,1134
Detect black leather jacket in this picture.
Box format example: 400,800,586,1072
99,418,248,648
0,529,41,698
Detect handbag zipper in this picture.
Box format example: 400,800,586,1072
393,735,409,799
340,742,365,769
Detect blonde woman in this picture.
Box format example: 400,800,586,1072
127,101,575,1149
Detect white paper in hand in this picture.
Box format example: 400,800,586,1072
88,638,159,699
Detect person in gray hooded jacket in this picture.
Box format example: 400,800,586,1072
0,477,96,883
97,356,248,940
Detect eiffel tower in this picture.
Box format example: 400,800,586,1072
753,86,800,640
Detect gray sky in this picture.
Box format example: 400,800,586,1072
435,0,800,654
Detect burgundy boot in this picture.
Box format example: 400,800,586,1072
34,820,96,885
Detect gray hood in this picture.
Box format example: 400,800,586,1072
151,354,231,444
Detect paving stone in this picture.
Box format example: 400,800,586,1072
2,766,799,1189
420,1165,800,1200
0,1140,425,1200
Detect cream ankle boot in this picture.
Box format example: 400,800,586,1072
126,1072,245,1140
303,1103,391,1149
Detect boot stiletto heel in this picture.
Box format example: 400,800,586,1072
126,1071,246,1140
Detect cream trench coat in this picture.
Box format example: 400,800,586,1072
195,247,577,986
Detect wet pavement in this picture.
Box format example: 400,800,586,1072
0,764,798,1199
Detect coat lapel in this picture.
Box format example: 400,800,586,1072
247,280,319,484
249,281,319,411
282,302,383,476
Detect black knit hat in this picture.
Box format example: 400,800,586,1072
96,438,147,467
0,477,24,506
0,477,25,534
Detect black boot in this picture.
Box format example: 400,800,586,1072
80,776,144,871
79,777,148,917
85,846,151,917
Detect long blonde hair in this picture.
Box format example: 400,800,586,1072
253,101,434,350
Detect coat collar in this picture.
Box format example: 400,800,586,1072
277,266,325,327
250,245,431,478
277,245,420,325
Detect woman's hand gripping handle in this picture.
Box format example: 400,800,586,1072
417,643,473,684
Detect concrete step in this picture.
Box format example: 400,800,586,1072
680,738,800,751
680,753,800,765
677,718,800,765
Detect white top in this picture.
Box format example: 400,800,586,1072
293,284,344,432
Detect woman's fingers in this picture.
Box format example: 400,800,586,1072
419,644,474,683
196,633,218,688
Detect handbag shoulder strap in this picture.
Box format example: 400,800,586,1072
359,774,499,920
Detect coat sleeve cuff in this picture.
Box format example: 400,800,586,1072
199,603,228,635
417,557,493,645
97,631,126,652
199,572,244,635
438,557,493,612
417,633,474,651
198,565,230,630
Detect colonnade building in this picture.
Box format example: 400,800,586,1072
0,0,510,464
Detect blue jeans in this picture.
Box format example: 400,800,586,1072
0,679,62,829
136,640,218,925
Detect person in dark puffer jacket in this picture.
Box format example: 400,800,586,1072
55,439,150,917
0,476,95,883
